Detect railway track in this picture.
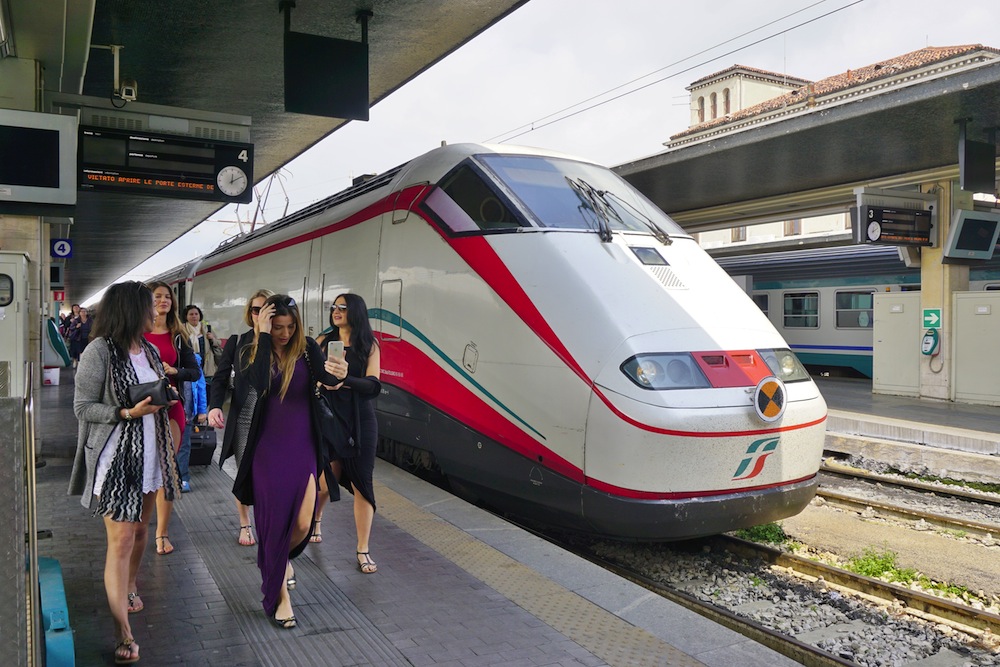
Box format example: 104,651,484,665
818,460,1000,541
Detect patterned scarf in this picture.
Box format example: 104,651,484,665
95,338,179,522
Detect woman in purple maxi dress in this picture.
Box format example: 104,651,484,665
230,295,344,628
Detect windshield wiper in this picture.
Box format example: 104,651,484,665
566,177,614,242
602,190,673,245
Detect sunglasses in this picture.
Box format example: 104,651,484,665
330,304,348,311
250,306,261,315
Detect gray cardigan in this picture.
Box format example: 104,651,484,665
67,338,129,507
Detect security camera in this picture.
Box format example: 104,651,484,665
118,78,138,102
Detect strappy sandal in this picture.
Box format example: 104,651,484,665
114,637,140,664
127,591,143,613
308,520,322,543
357,551,377,574
238,525,256,546
155,535,173,555
270,613,297,629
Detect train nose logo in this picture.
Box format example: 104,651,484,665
753,376,786,423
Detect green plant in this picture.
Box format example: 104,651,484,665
735,523,787,544
845,546,899,578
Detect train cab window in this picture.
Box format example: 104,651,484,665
783,291,818,328
427,164,525,234
476,154,686,238
752,293,768,315
835,290,874,328
0,274,12,307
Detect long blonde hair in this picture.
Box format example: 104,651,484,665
247,294,305,401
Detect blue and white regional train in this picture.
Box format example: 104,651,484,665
716,245,1000,378
159,143,827,540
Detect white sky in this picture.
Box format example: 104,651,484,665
88,0,1000,304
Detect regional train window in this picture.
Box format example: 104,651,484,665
835,290,874,328
985,284,1000,291
752,293,768,316
430,164,525,234
0,274,12,306
783,291,818,328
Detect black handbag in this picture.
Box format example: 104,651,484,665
314,387,357,459
128,376,181,407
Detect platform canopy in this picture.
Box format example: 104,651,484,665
3,0,528,302
617,46,1000,235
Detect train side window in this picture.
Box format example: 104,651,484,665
752,293,768,315
783,291,818,328
835,290,874,328
985,284,1000,291
426,164,525,234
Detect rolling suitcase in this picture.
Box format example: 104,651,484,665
189,424,217,466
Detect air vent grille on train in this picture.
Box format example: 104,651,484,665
649,265,686,289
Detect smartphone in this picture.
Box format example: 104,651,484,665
205,324,212,333
327,340,345,360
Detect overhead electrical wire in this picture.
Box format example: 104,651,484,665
484,0,865,144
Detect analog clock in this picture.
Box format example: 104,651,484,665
867,221,881,241
216,165,248,197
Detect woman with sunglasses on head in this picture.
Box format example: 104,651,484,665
144,281,199,556
69,281,180,665
314,293,382,574
230,294,342,628
209,288,273,546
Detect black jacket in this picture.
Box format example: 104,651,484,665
227,334,340,506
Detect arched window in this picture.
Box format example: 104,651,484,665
697,96,705,123
723,88,731,115
710,92,717,119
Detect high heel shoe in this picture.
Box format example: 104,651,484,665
270,612,297,629
286,562,296,590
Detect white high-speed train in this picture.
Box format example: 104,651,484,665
159,143,827,540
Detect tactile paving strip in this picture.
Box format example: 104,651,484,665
375,481,707,667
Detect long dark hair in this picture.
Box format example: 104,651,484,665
92,281,154,352
334,293,377,360
248,294,305,401
146,280,186,343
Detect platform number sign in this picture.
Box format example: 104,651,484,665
51,239,73,259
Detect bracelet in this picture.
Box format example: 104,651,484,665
122,407,133,421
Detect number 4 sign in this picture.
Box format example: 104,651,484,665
51,239,73,259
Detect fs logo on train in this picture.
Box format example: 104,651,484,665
753,376,786,423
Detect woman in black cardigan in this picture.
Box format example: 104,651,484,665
207,288,273,546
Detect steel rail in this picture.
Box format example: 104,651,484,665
718,535,1000,638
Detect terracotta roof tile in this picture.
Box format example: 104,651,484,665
671,45,1000,142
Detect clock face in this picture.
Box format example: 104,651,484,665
217,165,248,197
867,221,881,241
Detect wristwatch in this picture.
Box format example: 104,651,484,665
122,407,133,421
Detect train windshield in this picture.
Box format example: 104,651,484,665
477,155,686,238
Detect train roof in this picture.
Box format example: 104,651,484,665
201,143,606,263
714,243,1000,284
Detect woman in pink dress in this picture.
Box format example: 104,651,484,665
144,281,199,555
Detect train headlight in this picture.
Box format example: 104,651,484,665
621,354,710,390
759,348,810,382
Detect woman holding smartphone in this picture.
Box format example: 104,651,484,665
315,293,382,574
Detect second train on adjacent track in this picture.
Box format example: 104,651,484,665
159,143,828,540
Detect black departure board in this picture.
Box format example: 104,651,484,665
854,205,933,246
78,125,254,204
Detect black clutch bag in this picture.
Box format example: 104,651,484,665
128,377,180,407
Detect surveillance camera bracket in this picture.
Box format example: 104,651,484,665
90,43,127,97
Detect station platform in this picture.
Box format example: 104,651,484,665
34,368,795,667
814,376,1000,482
